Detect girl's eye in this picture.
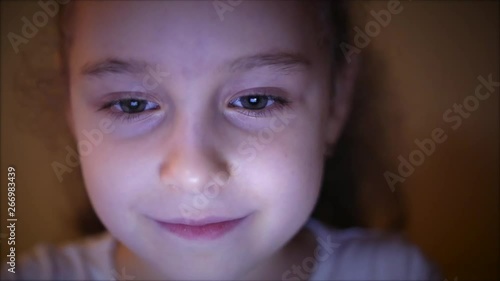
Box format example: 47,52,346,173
107,99,160,114
228,92,290,117
230,95,275,110
98,97,161,123
113,99,159,114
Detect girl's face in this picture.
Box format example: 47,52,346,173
68,1,351,279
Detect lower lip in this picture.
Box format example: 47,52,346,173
157,218,245,240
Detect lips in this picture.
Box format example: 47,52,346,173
155,216,247,240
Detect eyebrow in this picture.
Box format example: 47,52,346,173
80,52,311,77
228,52,312,73
81,58,150,77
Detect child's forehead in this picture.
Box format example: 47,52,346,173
73,1,318,33
70,1,324,74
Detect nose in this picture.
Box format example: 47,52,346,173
159,121,231,194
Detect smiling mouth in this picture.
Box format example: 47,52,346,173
155,216,247,240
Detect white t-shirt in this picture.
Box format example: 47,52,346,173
1,219,441,280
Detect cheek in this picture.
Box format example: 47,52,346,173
71,98,154,204
75,123,158,235
78,142,137,229
240,111,326,229
258,143,324,219
229,120,325,260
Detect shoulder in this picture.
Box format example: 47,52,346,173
306,219,442,280
1,232,116,281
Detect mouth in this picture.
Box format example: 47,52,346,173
155,216,247,240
